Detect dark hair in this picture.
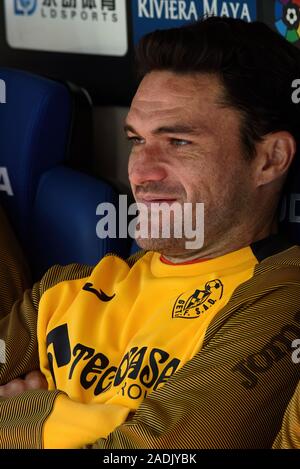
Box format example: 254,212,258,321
135,17,300,160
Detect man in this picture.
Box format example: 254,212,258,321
1,17,300,449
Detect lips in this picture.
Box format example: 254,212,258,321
136,193,178,201
136,197,178,206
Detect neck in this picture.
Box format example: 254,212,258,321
162,217,278,263
162,252,210,264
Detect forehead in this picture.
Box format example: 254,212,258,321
126,71,225,125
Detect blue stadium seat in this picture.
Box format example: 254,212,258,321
0,67,93,254
32,166,130,278
0,67,131,278
130,240,141,255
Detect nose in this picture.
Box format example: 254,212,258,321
128,148,168,186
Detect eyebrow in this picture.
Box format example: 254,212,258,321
124,123,203,136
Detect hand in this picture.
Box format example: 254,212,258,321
0,370,48,397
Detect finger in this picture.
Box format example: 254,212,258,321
25,370,48,390
0,379,26,397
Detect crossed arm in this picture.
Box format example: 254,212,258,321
0,206,44,398
1,235,300,448
0,370,47,397
1,277,300,448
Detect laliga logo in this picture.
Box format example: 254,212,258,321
275,0,300,43
14,0,37,16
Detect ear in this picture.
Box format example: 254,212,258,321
254,131,296,188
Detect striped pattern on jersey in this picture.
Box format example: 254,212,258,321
273,380,300,448
90,245,300,449
1,240,300,448
0,205,31,319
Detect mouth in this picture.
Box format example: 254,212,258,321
136,196,178,206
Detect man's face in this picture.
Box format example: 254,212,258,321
125,71,256,257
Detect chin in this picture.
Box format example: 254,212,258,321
135,237,190,255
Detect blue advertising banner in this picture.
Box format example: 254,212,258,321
132,0,257,44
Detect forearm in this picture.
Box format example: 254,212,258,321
43,394,130,448
0,205,31,320
0,389,62,448
0,390,130,449
0,286,40,385
273,381,300,449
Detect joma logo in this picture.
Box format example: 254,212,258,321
233,311,300,388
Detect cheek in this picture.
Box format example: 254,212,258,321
179,162,219,202
181,164,245,208
127,154,134,178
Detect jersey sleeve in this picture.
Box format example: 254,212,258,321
0,389,130,449
88,269,300,449
42,394,130,449
0,204,31,320
0,263,93,385
273,381,300,448
0,283,40,384
0,280,51,449
0,263,96,449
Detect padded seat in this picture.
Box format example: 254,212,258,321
31,166,131,278
0,67,93,254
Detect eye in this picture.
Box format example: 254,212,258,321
170,138,191,146
126,136,145,146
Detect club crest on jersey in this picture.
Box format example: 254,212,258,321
172,280,223,319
